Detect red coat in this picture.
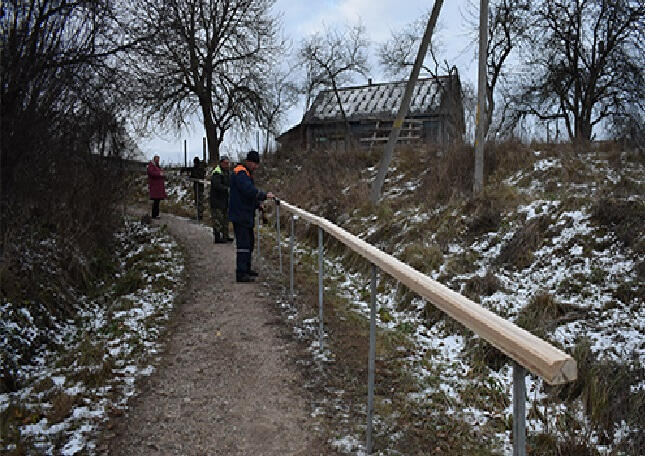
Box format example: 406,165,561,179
147,162,167,200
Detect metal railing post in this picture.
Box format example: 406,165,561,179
367,264,378,454
513,362,527,456
196,181,200,221
290,216,295,300
276,203,282,274
318,227,324,352
256,211,261,261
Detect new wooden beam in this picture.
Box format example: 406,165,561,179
280,201,577,385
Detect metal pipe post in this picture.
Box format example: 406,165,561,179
367,264,378,454
513,362,527,456
276,203,282,274
256,211,261,261
196,182,200,221
318,227,324,352
290,216,295,299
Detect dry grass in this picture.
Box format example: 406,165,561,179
47,391,78,424
485,140,535,183
465,337,508,374
262,146,375,224
516,292,582,341
496,216,550,270
259,234,495,455
463,270,504,304
591,198,645,256
546,339,645,454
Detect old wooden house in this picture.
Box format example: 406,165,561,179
277,70,465,151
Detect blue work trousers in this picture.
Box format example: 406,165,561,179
233,223,254,278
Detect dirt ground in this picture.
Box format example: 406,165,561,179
103,212,331,455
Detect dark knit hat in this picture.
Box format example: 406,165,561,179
245,150,260,163
219,155,229,162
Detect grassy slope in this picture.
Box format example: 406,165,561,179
254,142,643,455
0,220,185,455
133,145,643,455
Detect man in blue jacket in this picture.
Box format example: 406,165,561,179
228,150,275,282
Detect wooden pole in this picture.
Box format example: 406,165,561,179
473,0,488,194
184,140,187,168
369,0,444,204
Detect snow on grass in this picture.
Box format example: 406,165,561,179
0,219,184,455
265,148,644,453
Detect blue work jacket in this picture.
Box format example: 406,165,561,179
228,164,267,227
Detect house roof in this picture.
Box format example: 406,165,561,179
303,75,458,124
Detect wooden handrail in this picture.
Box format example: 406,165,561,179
279,200,576,385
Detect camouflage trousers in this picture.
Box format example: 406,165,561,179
193,182,204,220
211,207,229,239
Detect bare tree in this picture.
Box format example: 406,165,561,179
124,0,285,162
1,0,134,197
505,0,645,143
1,0,137,315
256,72,299,154
298,23,370,138
469,0,531,137
378,11,446,79
378,10,463,142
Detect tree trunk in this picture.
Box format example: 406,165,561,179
201,102,220,163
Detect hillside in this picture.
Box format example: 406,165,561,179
1,220,185,454
255,142,643,455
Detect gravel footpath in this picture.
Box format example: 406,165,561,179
105,212,329,455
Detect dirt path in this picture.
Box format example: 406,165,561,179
106,212,328,455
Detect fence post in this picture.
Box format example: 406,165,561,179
290,216,295,300
367,264,378,454
318,226,324,352
513,362,527,456
276,203,282,274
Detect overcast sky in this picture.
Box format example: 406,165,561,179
141,0,479,164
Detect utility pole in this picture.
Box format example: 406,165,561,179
184,139,187,168
473,0,488,194
203,137,207,163
370,0,444,204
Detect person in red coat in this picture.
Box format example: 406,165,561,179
147,155,167,218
